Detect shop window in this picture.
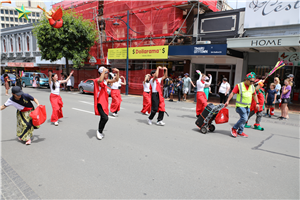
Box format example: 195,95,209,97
26,36,30,51
10,38,13,52
206,65,231,69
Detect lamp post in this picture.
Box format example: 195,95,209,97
113,10,140,95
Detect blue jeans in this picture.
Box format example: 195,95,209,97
233,107,250,134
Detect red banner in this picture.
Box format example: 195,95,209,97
7,62,34,67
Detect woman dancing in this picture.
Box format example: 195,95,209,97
141,74,151,115
196,71,212,118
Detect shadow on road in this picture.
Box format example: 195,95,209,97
86,129,97,139
177,115,197,119
192,128,231,137
31,135,46,144
136,119,148,125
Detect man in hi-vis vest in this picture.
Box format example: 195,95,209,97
225,72,264,138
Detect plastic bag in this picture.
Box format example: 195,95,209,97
215,108,229,124
30,105,47,126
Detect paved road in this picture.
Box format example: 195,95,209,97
1,87,299,199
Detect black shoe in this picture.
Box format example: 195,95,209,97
196,115,199,118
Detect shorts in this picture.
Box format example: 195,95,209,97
183,88,189,94
36,81,39,85
266,99,275,106
282,98,289,104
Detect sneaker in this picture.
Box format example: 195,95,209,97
147,119,152,125
96,130,104,140
145,111,149,116
112,113,118,117
231,128,237,138
238,132,248,138
156,121,165,126
54,121,59,126
264,113,268,117
25,139,31,145
196,115,199,118
269,115,271,118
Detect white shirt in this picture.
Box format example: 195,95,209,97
111,79,122,89
143,82,150,92
50,81,61,95
150,78,162,93
67,79,71,86
219,82,230,94
197,74,211,92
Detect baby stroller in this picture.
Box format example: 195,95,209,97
195,103,228,134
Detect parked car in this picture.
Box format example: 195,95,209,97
1,73,16,86
78,79,111,96
21,72,49,88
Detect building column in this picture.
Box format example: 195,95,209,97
22,33,26,57
29,32,33,57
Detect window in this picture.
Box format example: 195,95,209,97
15,11,18,15
32,19,35,23
25,73,29,77
32,12,35,16
5,17,8,21
5,10,8,14
26,36,30,51
28,0,31,7
19,18,22,22
37,13,40,17
15,18,18,22
1,17,4,21
10,10,13,15
11,24,14,27
10,38,13,52
10,17,13,22
28,19,31,23
24,19,27,23
1,24,4,28
1,10,3,14
6,24,9,27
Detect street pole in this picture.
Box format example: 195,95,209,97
126,10,129,95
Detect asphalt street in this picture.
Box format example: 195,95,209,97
1,87,299,199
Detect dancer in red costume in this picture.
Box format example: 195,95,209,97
196,70,212,117
48,70,73,126
148,66,168,126
141,74,151,115
110,73,126,117
94,66,119,140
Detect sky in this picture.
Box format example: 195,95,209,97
3,0,248,11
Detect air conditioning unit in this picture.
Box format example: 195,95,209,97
197,41,211,44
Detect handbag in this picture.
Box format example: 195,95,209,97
30,105,47,126
215,108,229,124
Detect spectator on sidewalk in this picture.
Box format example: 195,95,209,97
218,77,230,103
265,83,277,117
163,76,170,99
176,76,183,102
169,79,175,102
182,73,195,101
225,72,262,138
274,77,281,103
287,74,295,102
279,79,292,120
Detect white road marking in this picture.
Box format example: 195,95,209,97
182,107,196,110
72,108,115,119
80,100,125,109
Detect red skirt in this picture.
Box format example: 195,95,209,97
110,89,122,113
196,92,207,116
50,93,63,122
141,91,151,114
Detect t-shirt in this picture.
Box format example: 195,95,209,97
281,85,291,99
177,81,183,90
182,77,191,89
275,84,281,95
267,89,277,101
149,78,162,93
4,93,34,111
169,83,174,92
232,83,256,95
219,82,230,94
164,78,170,87
50,81,61,95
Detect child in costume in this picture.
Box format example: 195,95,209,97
148,66,168,126
265,83,277,118
0,86,40,145
94,66,120,140
245,79,265,131
141,74,151,115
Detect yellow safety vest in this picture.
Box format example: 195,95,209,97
236,82,254,108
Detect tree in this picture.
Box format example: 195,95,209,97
33,8,98,74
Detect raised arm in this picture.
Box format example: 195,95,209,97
60,71,74,84
161,66,168,81
107,69,119,84
196,70,202,81
48,71,52,86
120,76,126,85
205,74,212,85
153,66,161,82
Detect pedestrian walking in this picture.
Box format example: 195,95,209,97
148,66,168,126
35,74,40,88
265,83,277,117
196,71,212,118
163,76,170,99
218,77,230,103
182,73,195,101
245,79,265,131
48,70,74,126
32,73,37,88
279,79,292,120
3,74,11,95
110,73,125,117
0,86,40,145
225,72,262,138
15,74,22,88
94,66,120,140
176,76,183,102
141,74,151,115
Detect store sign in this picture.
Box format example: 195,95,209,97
169,44,227,56
129,46,168,59
108,46,169,59
245,0,300,28
278,52,300,66
89,56,97,63
7,62,34,67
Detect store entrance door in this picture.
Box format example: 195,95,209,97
205,69,231,94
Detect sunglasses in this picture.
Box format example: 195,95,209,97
249,80,255,83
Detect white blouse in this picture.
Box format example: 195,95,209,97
196,74,212,92
50,81,61,95
143,82,150,92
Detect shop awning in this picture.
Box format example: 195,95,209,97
227,35,300,52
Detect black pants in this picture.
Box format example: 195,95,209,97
149,92,164,122
219,93,228,104
97,104,108,133
178,88,182,101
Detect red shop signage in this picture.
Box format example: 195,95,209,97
7,62,34,67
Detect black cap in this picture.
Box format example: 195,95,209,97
12,86,23,96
